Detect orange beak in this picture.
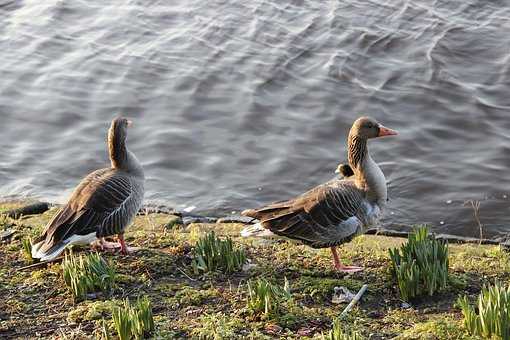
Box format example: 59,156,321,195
378,124,398,137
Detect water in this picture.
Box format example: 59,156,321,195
0,0,509,240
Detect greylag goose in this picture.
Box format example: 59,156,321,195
31,117,145,261
241,117,397,273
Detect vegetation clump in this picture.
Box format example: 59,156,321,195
21,238,33,264
457,281,510,339
192,231,247,274
62,252,116,300
111,296,155,340
246,277,291,317
389,226,449,301
321,319,363,340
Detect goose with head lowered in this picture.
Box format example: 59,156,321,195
241,117,397,273
31,117,145,261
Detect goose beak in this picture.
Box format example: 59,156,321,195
335,167,340,174
127,120,133,127
378,124,398,137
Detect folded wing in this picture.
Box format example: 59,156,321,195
242,180,365,248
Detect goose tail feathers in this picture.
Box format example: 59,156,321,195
240,222,275,238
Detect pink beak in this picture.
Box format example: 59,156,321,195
378,124,398,137
127,120,133,127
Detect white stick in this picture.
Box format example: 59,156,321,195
341,284,368,317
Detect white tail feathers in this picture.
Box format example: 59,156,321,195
31,240,68,262
240,223,275,238
31,232,97,262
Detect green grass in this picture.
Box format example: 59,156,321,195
246,277,292,317
111,296,155,340
192,231,247,274
62,252,117,300
321,319,363,340
457,281,510,339
21,237,33,264
389,226,449,301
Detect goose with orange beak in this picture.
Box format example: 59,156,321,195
241,117,397,273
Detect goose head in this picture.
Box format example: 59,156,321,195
350,116,398,140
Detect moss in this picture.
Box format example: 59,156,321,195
169,286,220,308
67,300,121,323
396,317,476,340
189,312,245,339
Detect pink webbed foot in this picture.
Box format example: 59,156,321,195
330,246,364,273
91,238,121,252
334,263,364,273
117,234,139,255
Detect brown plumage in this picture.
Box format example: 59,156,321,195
242,180,363,248
241,117,398,272
31,117,144,261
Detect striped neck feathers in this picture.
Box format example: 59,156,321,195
108,126,143,177
347,134,368,171
108,124,128,170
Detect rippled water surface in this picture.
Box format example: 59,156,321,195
1,0,509,239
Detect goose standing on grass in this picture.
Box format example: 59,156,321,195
31,117,145,261
241,117,397,273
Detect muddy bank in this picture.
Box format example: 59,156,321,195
1,200,508,338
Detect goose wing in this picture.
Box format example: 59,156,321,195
243,180,365,247
34,168,142,254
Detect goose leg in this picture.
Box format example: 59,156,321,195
117,234,139,255
330,247,363,273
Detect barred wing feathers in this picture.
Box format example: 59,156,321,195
242,180,364,248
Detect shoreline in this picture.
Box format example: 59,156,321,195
2,198,507,247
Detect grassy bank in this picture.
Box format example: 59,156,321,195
0,201,508,339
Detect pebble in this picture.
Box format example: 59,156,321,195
0,229,15,240
401,302,412,309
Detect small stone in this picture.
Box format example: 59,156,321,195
0,229,15,240
401,302,411,309
446,200,452,204
297,327,315,336
264,324,282,335
242,261,257,272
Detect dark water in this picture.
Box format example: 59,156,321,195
0,0,509,240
